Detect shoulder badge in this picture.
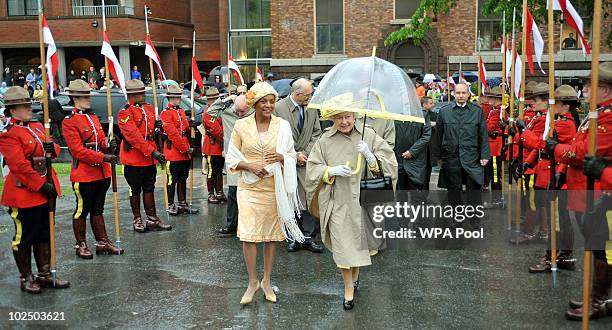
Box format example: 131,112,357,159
120,116,130,124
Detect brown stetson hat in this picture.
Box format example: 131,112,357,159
3,86,32,107
3,86,31,116
555,84,578,101
530,82,549,98
205,87,220,99
63,79,96,97
487,86,503,98
125,79,146,94
162,84,183,97
524,81,539,98
582,62,612,85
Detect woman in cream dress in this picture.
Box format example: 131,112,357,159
306,110,397,310
226,82,302,305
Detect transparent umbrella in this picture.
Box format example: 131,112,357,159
308,56,424,124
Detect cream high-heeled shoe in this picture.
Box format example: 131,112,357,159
240,281,261,305
261,280,277,303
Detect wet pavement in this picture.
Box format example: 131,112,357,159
0,173,611,329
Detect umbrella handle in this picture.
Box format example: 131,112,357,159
346,154,362,176
368,90,387,113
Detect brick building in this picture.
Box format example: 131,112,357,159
1,1,610,88
270,0,612,84
0,0,224,87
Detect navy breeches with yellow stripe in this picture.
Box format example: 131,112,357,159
72,178,111,220
8,204,50,252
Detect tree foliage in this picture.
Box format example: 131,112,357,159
384,0,609,48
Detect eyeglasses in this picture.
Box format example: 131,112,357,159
238,91,247,95
298,92,314,98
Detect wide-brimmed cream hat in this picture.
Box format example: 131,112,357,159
245,82,278,108
318,92,362,121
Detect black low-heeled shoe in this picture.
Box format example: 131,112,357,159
353,280,359,291
343,299,354,310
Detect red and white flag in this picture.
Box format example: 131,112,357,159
101,32,127,99
191,56,204,98
553,0,590,55
513,50,522,98
145,35,167,83
479,56,488,93
525,7,545,74
505,48,513,83
256,66,264,82
42,15,58,99
228,54,244,85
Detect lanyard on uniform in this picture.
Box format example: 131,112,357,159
81,113,99,151
176,108,184,137
19,125,45,151
138,106,149,134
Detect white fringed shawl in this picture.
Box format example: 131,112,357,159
227,119,306,243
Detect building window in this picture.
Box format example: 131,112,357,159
7,0,38,16
230,0,271,30
316,0,343,54
228,0,271,81
477,0,502,51
395,0,419,20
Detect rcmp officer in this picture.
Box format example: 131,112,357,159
118,79,171,232
201,87,226,204
519,85,579,272
548,62,612,320
160,85,198,215
62,79,123,258
484,86,504,206
0,86,70,293
513,82,551,244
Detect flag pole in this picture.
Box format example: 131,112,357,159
477,30,482,98
515,0,528,246
145,5,169,211
547,0,559,285
508,6,517,233
101,0,121,254
255,49,259,82
189,30,196,213
581,0,602,327
37,0,57,287
501,10,507,213
446,58,450,101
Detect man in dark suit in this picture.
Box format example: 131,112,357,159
275,78,324,253
432,83,490,208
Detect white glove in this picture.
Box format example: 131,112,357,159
328,165,352,178
357,140,376,165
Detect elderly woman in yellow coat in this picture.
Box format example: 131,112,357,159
226,82,304,306
306,105,397,310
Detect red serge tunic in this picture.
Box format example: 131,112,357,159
0,118,61,208
201,109,223,157
521,112,576,189
160,105,191,162
62,108,111,182
118,102,158,166
487,104,503,157
555,100,612,212
519,109,547,175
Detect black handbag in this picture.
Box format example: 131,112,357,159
359,157,394,206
